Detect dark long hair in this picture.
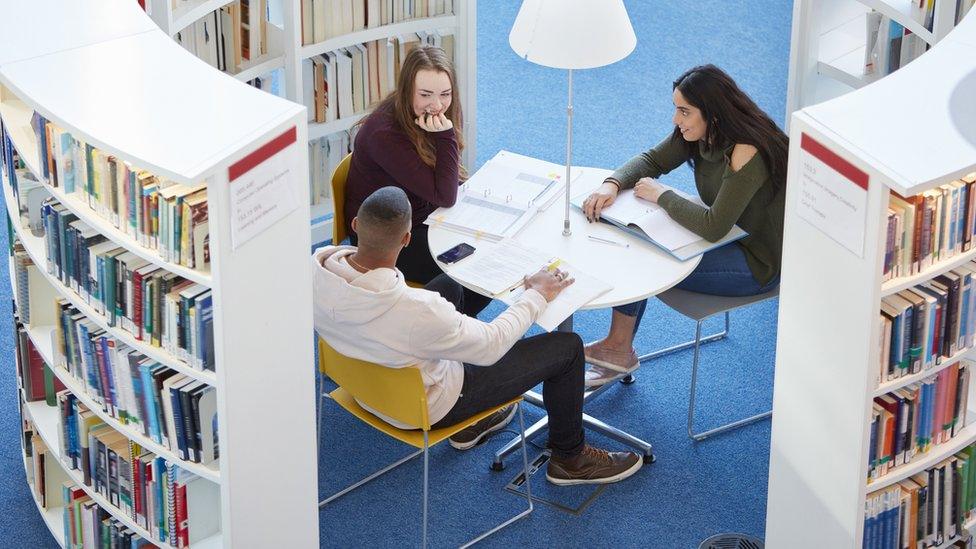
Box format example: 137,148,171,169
361,46,465,175
672,65,788,193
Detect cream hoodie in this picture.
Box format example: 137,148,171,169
312,246,548,427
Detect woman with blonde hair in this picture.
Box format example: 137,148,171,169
344,45,489,316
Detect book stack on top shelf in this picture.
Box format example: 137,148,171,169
786,0,975,119
765,7,976,548
146,0,477,244
0,0,318,547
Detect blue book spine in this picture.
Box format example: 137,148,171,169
170,387,188,461
140,363,161,444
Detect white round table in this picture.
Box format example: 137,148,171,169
427,165,702,468
428,166,700,310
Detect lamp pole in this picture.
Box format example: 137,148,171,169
564,68,573,236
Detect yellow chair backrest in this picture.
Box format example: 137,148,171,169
318,338,431,430
330,153,353,245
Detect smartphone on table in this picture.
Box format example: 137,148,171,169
437,243,476,264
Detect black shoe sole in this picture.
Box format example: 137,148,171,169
449,404,518,450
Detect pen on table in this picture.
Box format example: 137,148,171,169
587,235,630,248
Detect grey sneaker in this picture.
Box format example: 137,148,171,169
583,341,639,373
546,445,643,486
448,403,518,450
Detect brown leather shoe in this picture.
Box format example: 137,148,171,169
448,403,518,450
546,445,643,486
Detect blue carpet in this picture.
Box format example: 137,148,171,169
0,1,792,547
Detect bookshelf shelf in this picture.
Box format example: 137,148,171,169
1,4,319,546
233,23,286,83
815,11,868,91
307,112,368,141
880,246,976,298
867,412,976,491
26,488,66,549
298,15,457,59
873,349,976,398
24,397,220,549
767,8,976,547
1,181,216,386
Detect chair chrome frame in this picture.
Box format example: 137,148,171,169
317,386,535,548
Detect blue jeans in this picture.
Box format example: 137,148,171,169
614,243,780,333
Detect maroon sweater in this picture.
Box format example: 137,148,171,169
344,103,460,234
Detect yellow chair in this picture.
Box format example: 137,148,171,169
316,338,534,548
330,152,425,288
329,153,353,245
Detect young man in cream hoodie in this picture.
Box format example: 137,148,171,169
313,187,642,486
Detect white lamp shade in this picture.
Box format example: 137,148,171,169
508,0,637,70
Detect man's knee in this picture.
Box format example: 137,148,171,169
548,331,584,366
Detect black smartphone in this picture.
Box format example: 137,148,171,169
437,243,476,264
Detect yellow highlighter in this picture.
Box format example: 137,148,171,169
546,258,562,272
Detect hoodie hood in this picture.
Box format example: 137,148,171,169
312,245,407,327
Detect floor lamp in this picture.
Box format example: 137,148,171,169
509,0,636,236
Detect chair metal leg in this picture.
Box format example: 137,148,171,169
638,310,729,364
422,432,429,549
461,405,535,548
687,314,771,441
319,448,424,507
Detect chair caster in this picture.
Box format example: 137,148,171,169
643,453,656,464
620,374,636,385
490,460,505,472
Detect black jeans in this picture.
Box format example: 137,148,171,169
350,224,492,317
425,274,586,459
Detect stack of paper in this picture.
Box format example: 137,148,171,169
447,239,613,332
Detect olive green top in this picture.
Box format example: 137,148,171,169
609,133,785,286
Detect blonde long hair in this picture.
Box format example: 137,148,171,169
365,46,465,176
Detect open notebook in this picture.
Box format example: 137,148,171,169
571,185,746,261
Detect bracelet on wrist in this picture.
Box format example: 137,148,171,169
604,179,621,190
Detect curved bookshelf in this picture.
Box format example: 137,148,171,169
816,11,868,90
0,97,213,287
873,349,976,397
22,399,221,549
867,412,976,491
298,15,456,60
233,23,286,84
2,182,216,386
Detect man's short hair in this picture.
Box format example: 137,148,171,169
356,186,412,250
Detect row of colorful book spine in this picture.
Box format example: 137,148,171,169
56,300,218,465
56,393,219,547
880,261,976,383
25,119,210,271
885,176,976,283
864,441,976,548
870,362,971,481
301,0,455,45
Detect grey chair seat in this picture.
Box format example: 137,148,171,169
656,286,780,322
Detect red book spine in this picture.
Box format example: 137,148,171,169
26,338,46,400
176,481,189,548
133,270,145,341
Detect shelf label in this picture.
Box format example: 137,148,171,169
796,133,869,258
228,127,299,250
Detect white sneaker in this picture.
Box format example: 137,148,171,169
585,365,628,387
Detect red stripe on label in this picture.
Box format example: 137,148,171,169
800,133,869,190
228,126,297,182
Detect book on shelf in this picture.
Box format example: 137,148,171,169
865,441,976,549
301,0,456,46
54,393,221,546
570,186,747,261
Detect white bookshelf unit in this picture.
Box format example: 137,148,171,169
765,9,976,548
145,0,478,245
786,0,963,118
0,1,319,547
